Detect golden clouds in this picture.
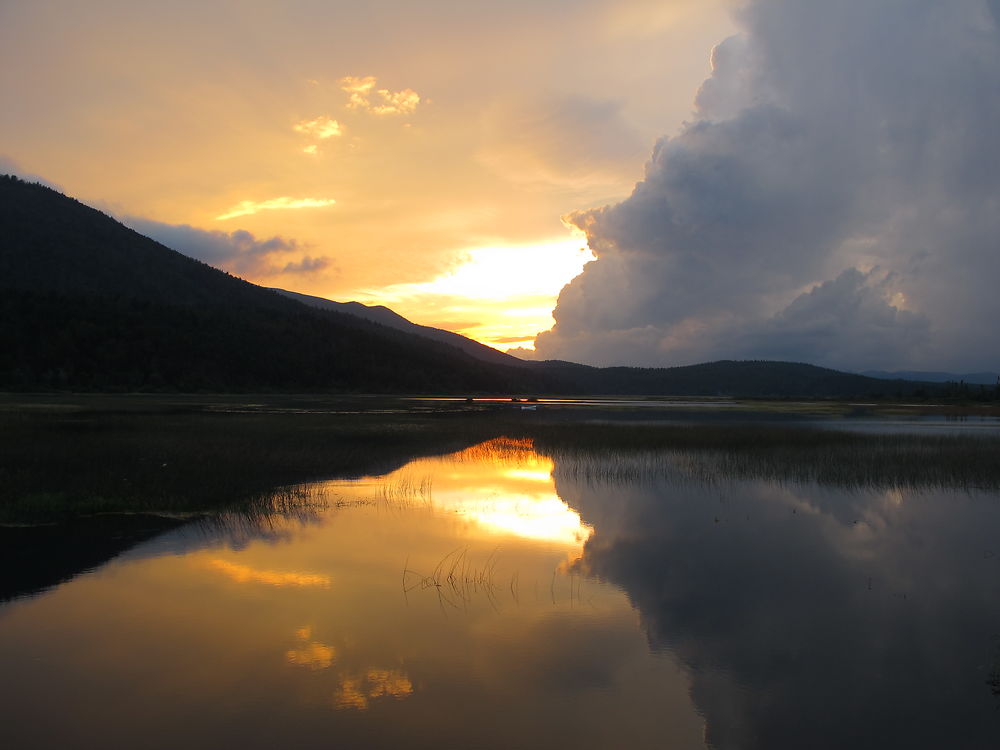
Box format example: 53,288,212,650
293,115,343,139
216,196,336,221
340,75,420,116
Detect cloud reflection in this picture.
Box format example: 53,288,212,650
206,559,332,588
334,669,414,710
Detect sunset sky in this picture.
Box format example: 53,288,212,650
0,0,732,352
3,0,999,371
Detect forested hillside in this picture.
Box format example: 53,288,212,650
0,176,556,393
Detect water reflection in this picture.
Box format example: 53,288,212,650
2,436,999,749
206,559,333,588
0,437,702,750
286,627,337,670
353,437,593,550
334,669,414,710
555,458,1000,749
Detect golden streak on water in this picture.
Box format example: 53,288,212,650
206,559,332,588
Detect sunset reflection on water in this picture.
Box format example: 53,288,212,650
0,437,702,750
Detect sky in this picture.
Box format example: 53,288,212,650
0,0,731,352
3,0,999,371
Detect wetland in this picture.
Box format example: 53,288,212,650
2,394,1000,749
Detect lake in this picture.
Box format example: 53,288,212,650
2,433,1000,748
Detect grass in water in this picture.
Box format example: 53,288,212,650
4,394,1000,523
403,547,506,610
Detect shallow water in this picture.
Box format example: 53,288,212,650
2,438,1000,749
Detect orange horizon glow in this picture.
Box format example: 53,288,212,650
353,236,596,351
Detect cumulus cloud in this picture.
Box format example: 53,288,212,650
124,216,334,278
535,0,1000,372
215,196,336,221
340,75,420,116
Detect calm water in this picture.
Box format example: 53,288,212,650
3,438,1000,749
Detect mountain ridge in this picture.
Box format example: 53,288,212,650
0,174,965,398
270,288,526,368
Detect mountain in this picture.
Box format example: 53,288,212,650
0,175,557,393
271,288,525,367
0,174,968,398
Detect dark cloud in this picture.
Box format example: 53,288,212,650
280,256,331,274
537,0,1000,371
124,216,333,278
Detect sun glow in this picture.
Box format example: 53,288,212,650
356,235,595,351
427,439,593,548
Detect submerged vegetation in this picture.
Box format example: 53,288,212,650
3,393,1000,525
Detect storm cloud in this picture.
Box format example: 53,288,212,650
536,0,1000,371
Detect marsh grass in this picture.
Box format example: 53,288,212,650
0,400,504,523
4,395,1000,523
377,475,434,507
529,423,1000,491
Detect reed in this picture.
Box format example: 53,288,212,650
402,547,503,610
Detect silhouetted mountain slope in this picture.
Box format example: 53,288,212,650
0,175,956,397
0,175,556,393
271,288,525,367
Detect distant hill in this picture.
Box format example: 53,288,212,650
271,288,525,368
0,174,963,398
862,370,999,385
531,359,933,398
